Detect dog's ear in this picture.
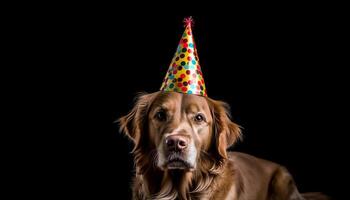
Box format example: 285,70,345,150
208,98,242,159
118,92,158,147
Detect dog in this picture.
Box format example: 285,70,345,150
119,91,330,200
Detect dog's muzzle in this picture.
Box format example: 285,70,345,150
163,135,195,170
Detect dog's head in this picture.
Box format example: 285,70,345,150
119,91,241,172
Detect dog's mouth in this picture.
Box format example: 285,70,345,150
166,156,194,170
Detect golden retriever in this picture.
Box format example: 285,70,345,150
119,91,330,200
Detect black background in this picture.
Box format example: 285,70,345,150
19,5,348,199
106,14,346,199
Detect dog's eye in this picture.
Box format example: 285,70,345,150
155,110,167,121
194,113,205,123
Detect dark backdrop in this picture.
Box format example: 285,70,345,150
30,9,347,199
108,15,346,199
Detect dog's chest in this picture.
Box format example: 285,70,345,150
187,184,237,200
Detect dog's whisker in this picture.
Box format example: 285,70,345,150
151,150,159,169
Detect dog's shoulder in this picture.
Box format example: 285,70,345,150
227,151,294,186
228,152,282,174
226,152,304,200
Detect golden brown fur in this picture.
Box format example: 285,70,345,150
119,91,330,200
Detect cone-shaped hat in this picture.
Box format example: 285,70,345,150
160,17,207,97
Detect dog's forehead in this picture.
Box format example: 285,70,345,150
153,92,182,109
182,94,210,112
154,92,210,113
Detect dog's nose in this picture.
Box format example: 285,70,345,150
165,135,188,151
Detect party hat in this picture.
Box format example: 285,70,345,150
160,17,207,97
